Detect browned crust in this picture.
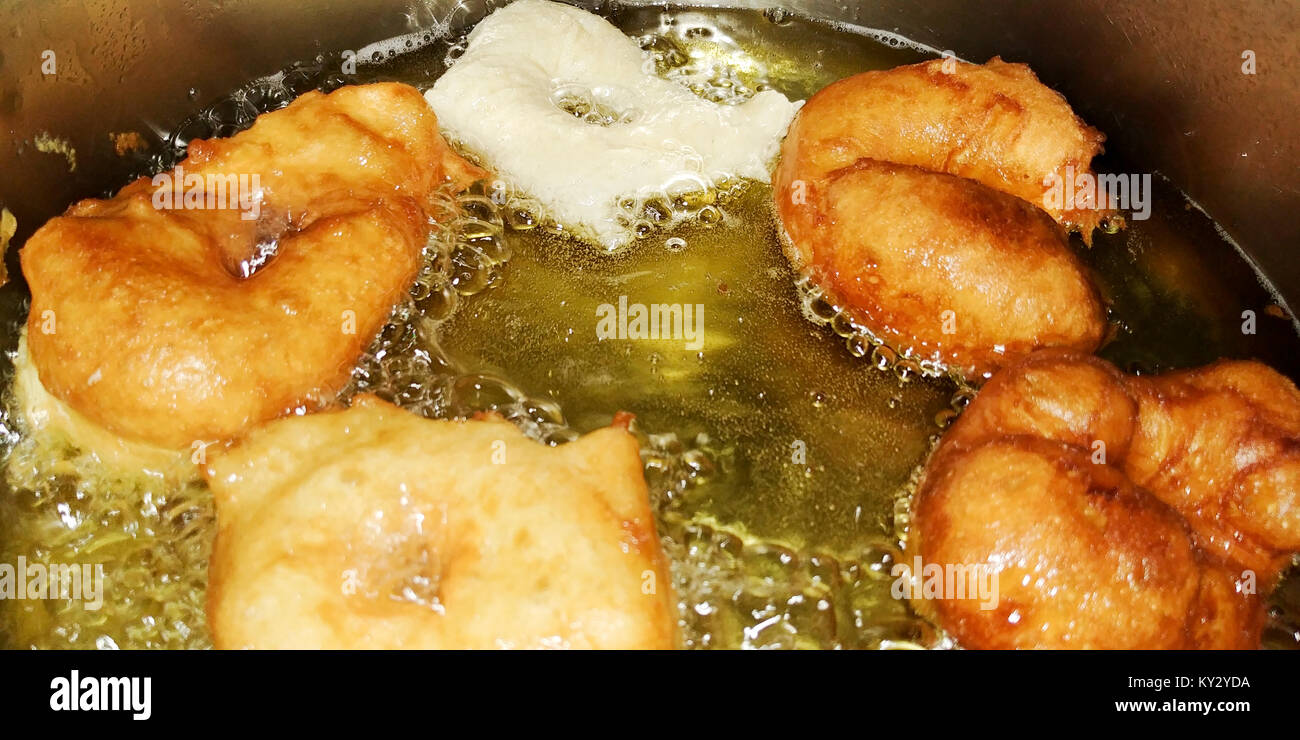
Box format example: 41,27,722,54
908,349,1300,648
773,58,1112,379
21,83,484,449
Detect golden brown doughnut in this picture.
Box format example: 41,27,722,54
911,437,1261,649
205,396,678,649
908,349,1300,648
787,158,1106,379
775,57,1109,232
20,82,483,449
774,58,1111,379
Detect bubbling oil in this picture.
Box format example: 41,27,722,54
0,344,213,649
0,4,1297,650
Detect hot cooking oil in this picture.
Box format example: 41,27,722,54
0,4,1296,650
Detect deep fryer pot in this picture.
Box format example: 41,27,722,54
1,0,1297,314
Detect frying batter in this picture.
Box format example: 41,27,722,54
908,349,1300,648
20,83,483,450
775,57,1111,233
424,0,799,248
774,59,1111,379
205,397,677,649
791,158,1106,379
